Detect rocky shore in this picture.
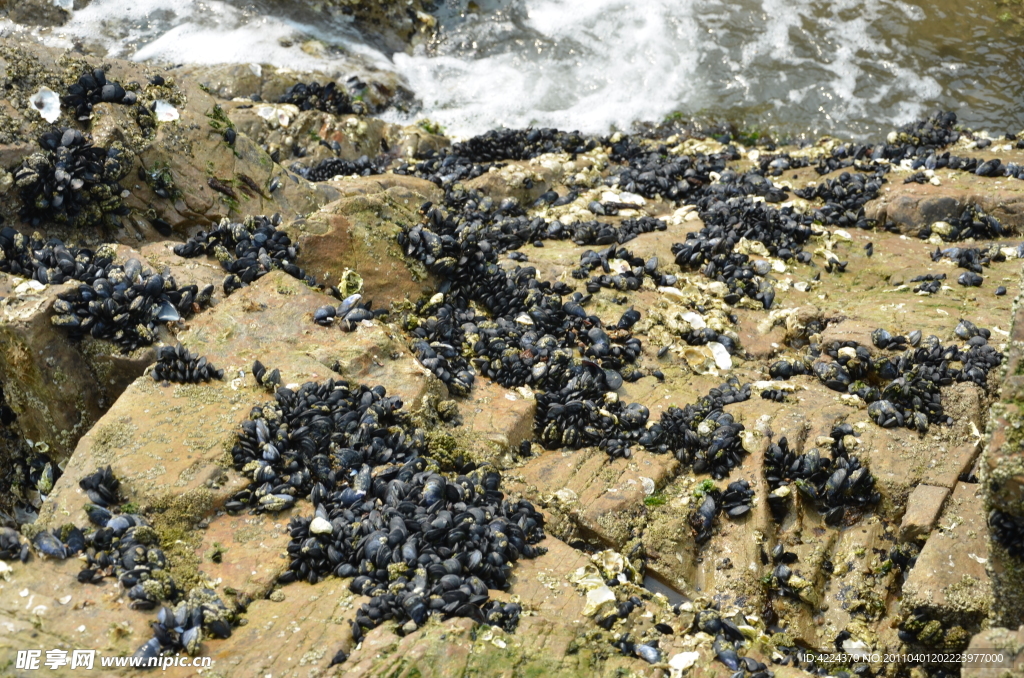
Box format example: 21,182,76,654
0,29,1023,678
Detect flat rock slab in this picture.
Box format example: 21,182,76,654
37,271,431,526
0,239,229,464
902,481,991,626
511,446,678,548
0,557,160,677
206,537,612,678
285,175,441,304
457,378,536,467
962,625,1024,677
866,168,1024,232
900,484,950,542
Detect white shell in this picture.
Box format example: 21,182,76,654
154,100,179,122
669,652,700,674
680,311,706,329
583,584,616,616
708,341,732,370
309,516,333,535
639,476,655,496
30,87,61,123
842,639,871,661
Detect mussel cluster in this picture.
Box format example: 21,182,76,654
14,128,132,229
989,509,1024,559
134,590,235,660
151,345,224,384
398,202,646,403
612,635,664,665
25,467,170,603
766,543,807,602
0,404,59,527
284,458,544,637
221,372,546,654
694,607,769,674
758,152,810,177
398,188,758,468
0,526,28,561
772,322,1002,432
172,214,318,295
596,595,646,631
672,197,815,309
689,479,755,543
919,205,1004,241
557,215,668,247
394,127,597,188
763,425,879,525
225,378,425,514
930,244,1004,289
533,362,648,456
312,294,377,330
278,81,354,116
50,251,213,352
641,379,752,477
31,466,238,660
793,170,885,229
451,127,597,163
606,139,739,202
62,68,138,120
302,155,388,182
0,226,98,284
575,245,678,293
910,273,945,295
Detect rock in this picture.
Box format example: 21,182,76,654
0,0,71,27
285,175,441,304
35,270,431,527
961,626,1024,677
227,105,392,167
455,379,536,468
0,37,338,241
818,516,896,650
866,178,1024,234
0,277,141,464
184,62,414,114
0,557,158,677
902,482,991,628
900,484,950,542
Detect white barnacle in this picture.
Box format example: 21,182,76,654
30,87,61,123
154,100,179,122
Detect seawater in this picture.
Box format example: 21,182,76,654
7,0,1024,140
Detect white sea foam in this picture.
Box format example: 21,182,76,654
22,0,391,73
384,0,952,138
1,0,1015,139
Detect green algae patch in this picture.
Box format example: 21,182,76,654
146,487,214,593
89,419,138,462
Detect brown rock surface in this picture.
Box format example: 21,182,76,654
902,481,991,627
900,484,950,542
284,175,440,304
3,74,1024,677
865,168,1024,232
0,240,228,466
961,626,1024,677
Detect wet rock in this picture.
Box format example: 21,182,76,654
900,484,950,542
983,289,1024,627
284,176,441,304
961,626,1024,677
262,0,437,53
0,0,85,27
182,62,414,114
901,482,991,628
35,271,429,527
